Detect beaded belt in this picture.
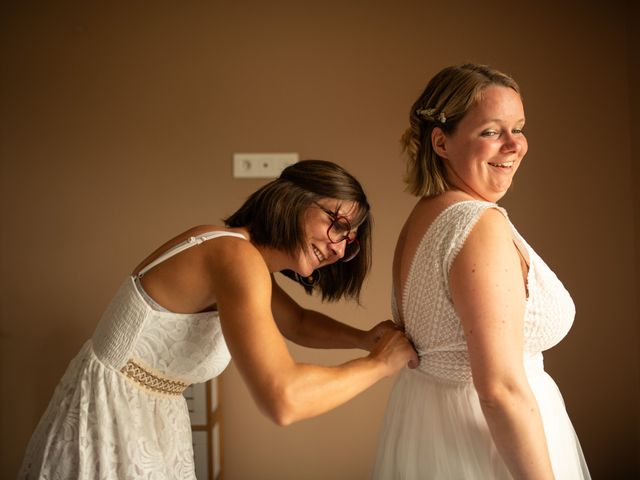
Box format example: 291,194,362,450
120,359,188,396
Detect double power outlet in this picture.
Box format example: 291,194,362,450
233,153,299,178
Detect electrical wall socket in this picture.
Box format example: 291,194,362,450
233,153,299,178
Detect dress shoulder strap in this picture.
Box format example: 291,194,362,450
136,231,247,278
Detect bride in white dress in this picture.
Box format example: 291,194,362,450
373,64,590,479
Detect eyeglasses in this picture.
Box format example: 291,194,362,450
315,204,361,262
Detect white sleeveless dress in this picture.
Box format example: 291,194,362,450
19,231,245,480
372,201,590,479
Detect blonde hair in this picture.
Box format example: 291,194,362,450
402,63,521,197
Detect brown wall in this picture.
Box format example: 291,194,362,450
628,0,640,473
1,1,638,478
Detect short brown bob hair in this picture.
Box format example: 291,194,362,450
225,159,372,302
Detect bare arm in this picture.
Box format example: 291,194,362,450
212,242,418,426
270,274,396,352
449,209,554,480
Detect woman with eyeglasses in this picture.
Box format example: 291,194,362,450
19,159,419,480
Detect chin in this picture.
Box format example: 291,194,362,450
297,260,315,277
487,186,511,202
300,268,314,277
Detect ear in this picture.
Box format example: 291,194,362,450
431,127,448,159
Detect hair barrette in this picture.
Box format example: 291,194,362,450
416,108,446,124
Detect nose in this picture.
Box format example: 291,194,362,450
501,135,517,152
329,240,347,259
501,132,524,154
502,131,527,155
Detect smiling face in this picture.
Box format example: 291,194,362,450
294,198,360,277
433,85,528,202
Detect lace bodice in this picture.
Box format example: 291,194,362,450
92,277,231,384
395,201,575,382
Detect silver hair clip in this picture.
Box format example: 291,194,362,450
416,107,436,117
416,107,446,124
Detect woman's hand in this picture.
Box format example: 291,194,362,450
368,325,419,372
361,320,399,351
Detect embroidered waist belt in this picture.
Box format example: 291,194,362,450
120,360,188,396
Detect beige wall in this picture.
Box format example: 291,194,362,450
1,1,638,478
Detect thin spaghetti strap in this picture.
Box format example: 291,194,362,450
136,231,247,278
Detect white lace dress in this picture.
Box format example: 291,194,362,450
19,232,244,479
373,201,590,479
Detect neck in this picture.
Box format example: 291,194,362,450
254,245,291,274
445,169,493,203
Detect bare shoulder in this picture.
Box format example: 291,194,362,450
132,224,247,275
198,228,263,270
466,207,511,245
454,206,518,274
201,230,271,295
